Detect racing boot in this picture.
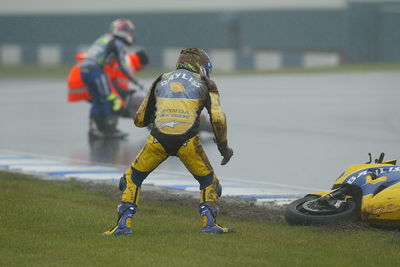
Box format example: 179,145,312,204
103,202,137,236
88,117,106,139
104,116,128,139
107,128,128,139
199,202,235,234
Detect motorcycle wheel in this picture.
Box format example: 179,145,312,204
284,195,359,226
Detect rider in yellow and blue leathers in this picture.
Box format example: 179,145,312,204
104,48,234,235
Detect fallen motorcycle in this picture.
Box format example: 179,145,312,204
285,153,400,228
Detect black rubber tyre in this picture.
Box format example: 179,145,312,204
284,195,360,226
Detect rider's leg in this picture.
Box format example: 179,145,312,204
81,69,107,138
97,74,127,138
103,115,128,139
82,68,126,138
103,136,168,235
177,135,235,234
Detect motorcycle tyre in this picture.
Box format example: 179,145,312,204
285,195,359,226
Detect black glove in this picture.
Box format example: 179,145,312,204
218,142,233,165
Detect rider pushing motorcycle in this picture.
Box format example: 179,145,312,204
80,18,142,139
67,51,149,118
103,48,234,235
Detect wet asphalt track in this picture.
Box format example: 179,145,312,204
1,71,400,191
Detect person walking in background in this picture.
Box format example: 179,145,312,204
103,48,234,235
80,18,142,139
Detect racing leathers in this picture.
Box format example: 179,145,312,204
80,33,139,137
104,69,234,235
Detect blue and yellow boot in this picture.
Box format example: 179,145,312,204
103,202,136,236
199,202,235,234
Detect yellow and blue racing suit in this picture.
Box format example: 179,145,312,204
120,69,229,206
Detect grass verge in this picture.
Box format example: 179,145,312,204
1,170,400,266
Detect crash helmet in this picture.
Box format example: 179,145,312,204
176,48,212,77
110,18,136,45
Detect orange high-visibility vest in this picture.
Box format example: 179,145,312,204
67,53,143,102
67,64,91,102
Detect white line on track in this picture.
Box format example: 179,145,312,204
0,149,312,204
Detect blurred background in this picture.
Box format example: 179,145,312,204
1,0,400,70
1,0,400,193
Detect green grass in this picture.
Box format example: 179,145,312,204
1,63,400,80
1,170,400,266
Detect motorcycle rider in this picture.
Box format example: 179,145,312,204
80,18,141,138
107,52,149,118
67,51,149,118
103,48,234,235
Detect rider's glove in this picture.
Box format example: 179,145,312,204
106,93,123,112
217,141,233,165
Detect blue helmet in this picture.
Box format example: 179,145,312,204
200,53,212,78
176,48,212,77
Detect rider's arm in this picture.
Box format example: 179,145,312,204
204,77,233,165
134,75,161,127
111,79,130,99
114,40,141,87
204,78,227,147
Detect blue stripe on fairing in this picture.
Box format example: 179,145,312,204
47,170,125,176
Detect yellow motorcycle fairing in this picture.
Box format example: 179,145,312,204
334,162,395,186
361,182,400,227
329,160,400,226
